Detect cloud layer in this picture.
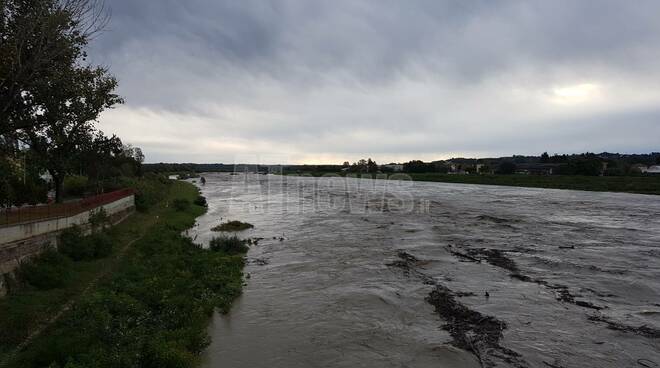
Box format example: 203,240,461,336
91,0,660,163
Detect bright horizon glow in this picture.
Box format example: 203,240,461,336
551,83,601,104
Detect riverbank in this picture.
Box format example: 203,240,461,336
283,172,660,195
0,179,245,368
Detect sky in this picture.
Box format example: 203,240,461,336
90,0,660,164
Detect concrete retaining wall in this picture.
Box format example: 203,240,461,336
0,195,135,297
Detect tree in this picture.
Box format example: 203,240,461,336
0,0,108,138
403,160,433,173
78,132,124,191
22,66,122,202
558,157,603,176
540,152,550,163
496,161,517,175
367,158,378,173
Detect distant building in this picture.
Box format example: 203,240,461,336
631,164,648,173
646,165,660,174
515,163,561,175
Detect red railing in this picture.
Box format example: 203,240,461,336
0,188,136,227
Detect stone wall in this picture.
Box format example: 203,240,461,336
0,195,135,297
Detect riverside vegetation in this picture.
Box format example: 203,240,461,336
283,172,660,196
0,178,247,368
211,220,254,232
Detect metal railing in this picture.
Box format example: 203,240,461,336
0,189,136,227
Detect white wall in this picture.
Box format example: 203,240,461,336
0,195,135,245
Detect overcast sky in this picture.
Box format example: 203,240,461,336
90,0,660,164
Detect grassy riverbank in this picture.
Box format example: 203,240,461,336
405,173,660,195
0,179,245,368
283,171,660,195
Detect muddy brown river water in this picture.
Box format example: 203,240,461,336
190,173,660,368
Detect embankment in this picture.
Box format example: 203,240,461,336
0,180,246,368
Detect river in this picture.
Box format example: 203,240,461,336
190,173,660,368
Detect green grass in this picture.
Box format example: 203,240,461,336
0,180,246,368
209,235,249,254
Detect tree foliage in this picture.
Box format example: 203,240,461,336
0,0,108,137
1,0,138,203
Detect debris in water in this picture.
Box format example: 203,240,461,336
588,315,660,339
426,285,528,368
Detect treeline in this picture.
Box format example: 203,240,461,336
143,163,237,173
400,152,660,176
0,0,142,206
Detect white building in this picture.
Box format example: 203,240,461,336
645,165,660,174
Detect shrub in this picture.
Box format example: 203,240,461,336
209,235,249,254
58,226,90,261
193,195,207,207
91,232,114,259
88,207,110,231
63,175,89,197
19,249,73,290
172,198,190,212
58,227,114,261
211,220,253,232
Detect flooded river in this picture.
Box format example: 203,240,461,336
191,173,660,368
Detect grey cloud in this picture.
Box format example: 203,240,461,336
91,0,660,162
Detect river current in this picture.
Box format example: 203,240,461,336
190,173,660,368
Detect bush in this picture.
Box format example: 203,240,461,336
193,195,207,207
58,226,89,261
19,249,73,290
209,235,249,254
90,232,114,259
58,227,114,261
172,198,190,212
63,176,89,197
88,208,110,231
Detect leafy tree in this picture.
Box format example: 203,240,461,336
22,66,122,202
0,0,108,138
404,160,433,173
367,158,378,173
349,158,378,173
558,157,603,176
497,161,517,175
540,152,550,163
